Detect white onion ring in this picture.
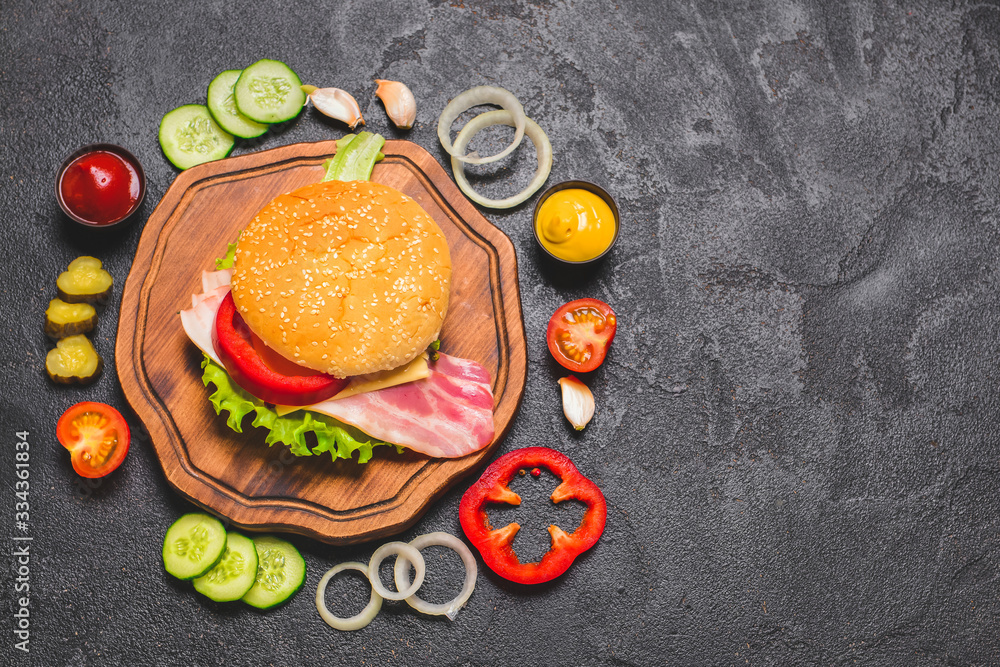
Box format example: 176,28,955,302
438,86,526,165
315,562,383,631
367,542,425,601
451,109,553,209
393,532,478,621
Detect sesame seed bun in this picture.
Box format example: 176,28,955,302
230,180,451,378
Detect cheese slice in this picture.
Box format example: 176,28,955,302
274,353,430,417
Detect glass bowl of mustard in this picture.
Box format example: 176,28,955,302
533,181,619,266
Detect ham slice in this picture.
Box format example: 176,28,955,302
179,270,495,458
180,272,229,366
305,352,495,458
202,268,232,293
191,284,229,309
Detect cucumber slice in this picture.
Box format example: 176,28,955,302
207,70,269,139
193,532,259,602
233,59,306,124
159,104,235,170
162,513,227,580
241,536,306,609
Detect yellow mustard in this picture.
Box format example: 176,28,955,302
535,189,616,262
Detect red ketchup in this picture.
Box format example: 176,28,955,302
59,150,141,225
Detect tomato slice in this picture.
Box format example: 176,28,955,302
212,291,349,406
56,402,130,478
546,298,617,373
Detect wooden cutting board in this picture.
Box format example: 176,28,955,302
116,140,527,545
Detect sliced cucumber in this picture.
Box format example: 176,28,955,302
159,104,235,170
207,70,269,139
241,536,306,609
162,513,227,580
193,532,259,602
234,59,306,124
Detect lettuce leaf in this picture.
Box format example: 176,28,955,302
323,132,386,182
214,235,240,270
200,355,400,463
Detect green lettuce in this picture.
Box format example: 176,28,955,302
322,132,386,182
214,235,240,269
200,355,400,463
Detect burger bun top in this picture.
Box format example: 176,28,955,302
230,180,451,378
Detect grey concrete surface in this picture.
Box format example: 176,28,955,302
2,0,999,664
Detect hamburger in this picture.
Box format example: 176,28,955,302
181,174,494,462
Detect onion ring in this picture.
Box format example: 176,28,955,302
315,561,383,631
393,532,478,621
438,86,526,165
367,542,425,601
451,109,553,209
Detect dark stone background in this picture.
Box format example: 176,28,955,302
2,0,999,664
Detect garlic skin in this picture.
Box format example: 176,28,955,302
375,79,416,129
308,88,365,129
559,376,595,431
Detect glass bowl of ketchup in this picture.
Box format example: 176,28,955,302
56,143,145,230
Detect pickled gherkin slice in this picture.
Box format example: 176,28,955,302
193,532,258,602
162,513,227,580
56,256,113,304
241,536,306,609
45,334,103,384
45,298,97,338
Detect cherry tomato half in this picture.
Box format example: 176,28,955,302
56,402,130,478
546,298,617,373
212,292,349,406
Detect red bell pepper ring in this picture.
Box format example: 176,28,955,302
459,447,607,584
212,291,348,406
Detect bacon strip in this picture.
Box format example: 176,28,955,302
306,353,495,458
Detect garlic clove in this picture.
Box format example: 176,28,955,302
375,79,416,130
307,87,365,129
559,376,595,430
